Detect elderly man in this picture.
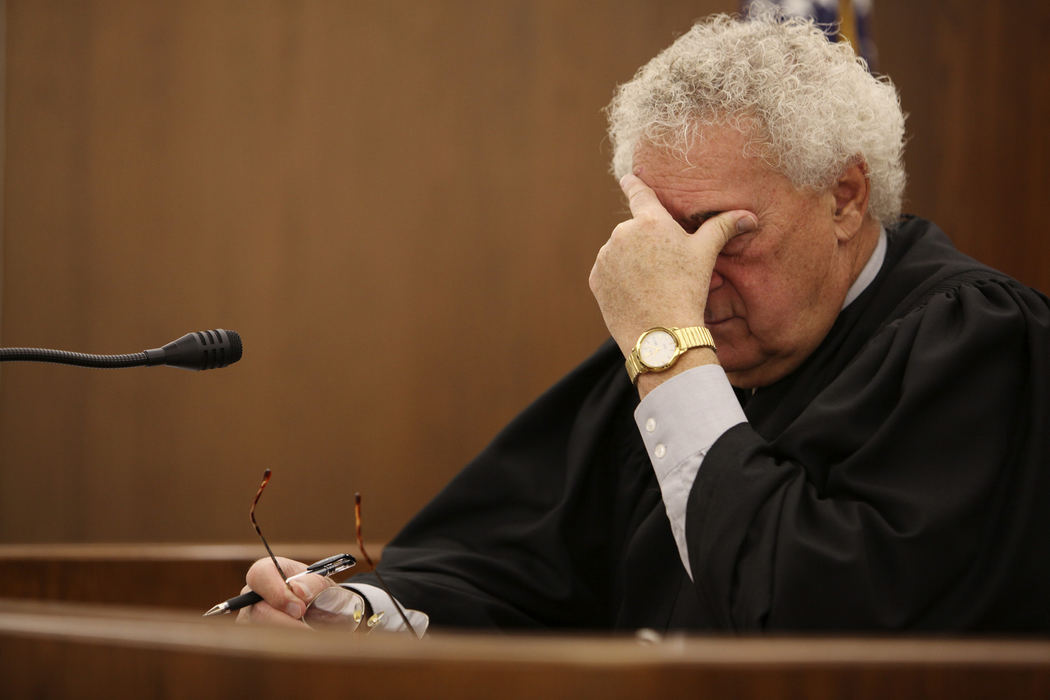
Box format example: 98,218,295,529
241,12,1050,633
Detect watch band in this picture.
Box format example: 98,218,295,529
625,325,716,384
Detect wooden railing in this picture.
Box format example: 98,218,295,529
1,544,1048,699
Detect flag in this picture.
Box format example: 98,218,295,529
742,0,878,71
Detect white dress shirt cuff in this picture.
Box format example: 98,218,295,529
634,364,746,578
343,583,430,637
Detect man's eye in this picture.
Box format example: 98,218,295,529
680,213,722,234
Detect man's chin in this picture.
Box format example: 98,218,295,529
725,370,766,390
715,343,776,389
708,320,749,357
715,350,759,381
724,351,806,389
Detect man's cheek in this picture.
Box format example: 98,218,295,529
709,317,750,348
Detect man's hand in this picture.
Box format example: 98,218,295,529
589,173,756,359
235,556,337,628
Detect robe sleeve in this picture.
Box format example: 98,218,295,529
347,340,657,629
688,279,1050,631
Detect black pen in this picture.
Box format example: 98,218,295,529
203,553,357,617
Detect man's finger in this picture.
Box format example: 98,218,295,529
693,210,758,249
620,173,670,220
236,599,310,628
245,556,309,619
285,572,335,604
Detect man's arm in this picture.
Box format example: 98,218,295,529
634,363,746,578
588,172,756,398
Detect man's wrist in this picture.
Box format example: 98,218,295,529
636,346,718,398
625,325,717,387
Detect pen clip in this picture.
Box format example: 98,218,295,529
309,553,356,569
287,553,357,581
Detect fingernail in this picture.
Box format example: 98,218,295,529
285,601,305,619
736,215,757,234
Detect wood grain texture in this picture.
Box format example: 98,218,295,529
0,542,376,610
2,600,1050,699
0,0,721,543
873,1,1050,289
1,1,1046,546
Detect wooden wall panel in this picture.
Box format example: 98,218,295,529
1,1,1046,546
873,2,1050,290
0,0,725,543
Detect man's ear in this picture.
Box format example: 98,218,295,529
831,159,871,241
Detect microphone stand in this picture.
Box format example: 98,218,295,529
0,329,242,371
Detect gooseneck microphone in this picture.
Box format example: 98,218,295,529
0,329,242,371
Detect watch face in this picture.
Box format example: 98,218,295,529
638,329,678,369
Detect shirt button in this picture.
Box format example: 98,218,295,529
654,444,667,459
645,418,656,433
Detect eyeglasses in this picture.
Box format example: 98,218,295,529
250,468,418,637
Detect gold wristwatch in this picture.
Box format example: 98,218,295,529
625,326,716,384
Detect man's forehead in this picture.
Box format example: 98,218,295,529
634,143,748,211
633,128,787,216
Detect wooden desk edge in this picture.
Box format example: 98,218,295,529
0,542,377,561
1,598,1048,670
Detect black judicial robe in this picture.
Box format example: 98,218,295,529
350,217,1050,633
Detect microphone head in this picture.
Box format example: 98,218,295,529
154,329,243,370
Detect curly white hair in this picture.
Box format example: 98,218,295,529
606,11,906,226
